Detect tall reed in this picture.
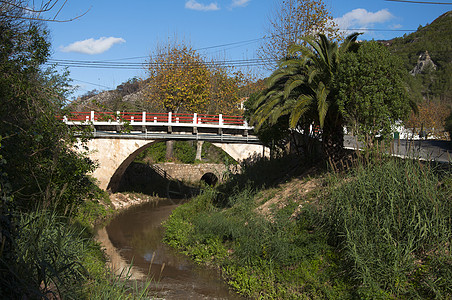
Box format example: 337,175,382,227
324,158,452,298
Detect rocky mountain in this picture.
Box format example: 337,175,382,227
409,51,437,76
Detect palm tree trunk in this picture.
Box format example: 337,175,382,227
322,119,345,162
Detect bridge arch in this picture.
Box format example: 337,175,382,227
83,138,268,191
200,172,219,186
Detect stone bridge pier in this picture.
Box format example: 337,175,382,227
82,138,268,191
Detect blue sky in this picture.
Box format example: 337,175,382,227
44,0,451,98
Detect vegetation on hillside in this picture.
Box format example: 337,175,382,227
388,11,452,138
388,11,452,103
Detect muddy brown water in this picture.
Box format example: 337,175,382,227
105,199,243,299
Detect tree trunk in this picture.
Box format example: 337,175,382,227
166,140,174,161
322,122,345,163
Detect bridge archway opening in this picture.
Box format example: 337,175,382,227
200,172,219,186
107,140,163,193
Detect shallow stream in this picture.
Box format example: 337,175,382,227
105,199,242,299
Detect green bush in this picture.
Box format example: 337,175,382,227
174,141,196,164
135,142,166,163
324,159,452,298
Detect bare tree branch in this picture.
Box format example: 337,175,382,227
258,0,343,70
0,0,90,23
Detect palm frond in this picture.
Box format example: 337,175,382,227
316,82,330,128
284,75,306,99
288,94,314,128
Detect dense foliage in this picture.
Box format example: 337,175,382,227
324,159,452,298
252,34,415,158
146,43,211,113
0,10,96,213
334,41,412,144
0,1,153,298
144,40,257,116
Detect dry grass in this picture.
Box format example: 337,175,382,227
254,166,325,219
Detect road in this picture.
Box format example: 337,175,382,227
344,136,452,163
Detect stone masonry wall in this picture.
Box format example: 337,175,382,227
153,163,240,183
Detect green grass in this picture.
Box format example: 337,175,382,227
164,186,351,299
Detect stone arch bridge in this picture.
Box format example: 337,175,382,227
66,111,268,191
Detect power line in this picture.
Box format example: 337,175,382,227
72,79,113,89
345,28,417,32
50,26,419,69
47,57,277,70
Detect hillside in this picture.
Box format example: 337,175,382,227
387,11,452,103
67,78,158,112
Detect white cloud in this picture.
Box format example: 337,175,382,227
61,37,125,55
231,0,251,8
334,8,394,30
185,0,219,11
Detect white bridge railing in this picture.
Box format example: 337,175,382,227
62,111,251,129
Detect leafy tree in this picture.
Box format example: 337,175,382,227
0,1,95,213
252,33,359,160
244,94,291,158
334,41,413,146
146,41,211,114
208,67,246,115
145,39,257,160
258,0,342,69
405,100,450,139
0,1,100,297
145,41,212,159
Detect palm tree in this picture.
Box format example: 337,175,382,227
251,33,360,159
